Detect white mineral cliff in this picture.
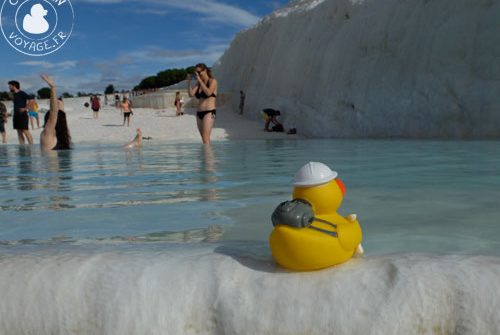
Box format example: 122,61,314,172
214,0,500,138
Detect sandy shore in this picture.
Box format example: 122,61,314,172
2,97,297,145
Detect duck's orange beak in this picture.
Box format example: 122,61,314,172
335,178,346,196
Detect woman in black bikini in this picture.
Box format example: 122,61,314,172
187,63,218,144
40,74,72,151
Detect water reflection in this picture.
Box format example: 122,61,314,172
42,150,73,210
124,145,144,174
95,145,106,173
0,146,9,184
0,146,8,168
200,144,218,201
17,146,34,191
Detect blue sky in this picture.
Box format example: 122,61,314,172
0,0,288,94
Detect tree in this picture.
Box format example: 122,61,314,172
0,91,11,101
105,84,115,95
155,68,190,88
138,76,157,90
61,92,73,98
135,66,197,91
38,87,51,99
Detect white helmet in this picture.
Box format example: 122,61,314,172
293,162,338,187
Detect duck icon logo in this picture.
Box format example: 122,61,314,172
23,3,49,34
0,0,74,56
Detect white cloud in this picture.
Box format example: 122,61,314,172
126,8,170,15
51,43,227,93
72,0,123,3
116,43,227,69
155,0,260,26
76,0,261,27
2,0,256,93
17,61,78,70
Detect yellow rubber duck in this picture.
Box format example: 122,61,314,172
269,162,363,271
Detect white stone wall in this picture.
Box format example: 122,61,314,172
214,0,500,138
130,90,195,109
131,90,231,110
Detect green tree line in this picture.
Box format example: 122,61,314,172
0,91,10,101
1,65,197,100
0,90,73,100
133,66,195,91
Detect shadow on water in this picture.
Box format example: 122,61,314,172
200,144,219,201
214,241,288,273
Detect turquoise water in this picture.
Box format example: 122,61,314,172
1,140,499,255
1,140,500,334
